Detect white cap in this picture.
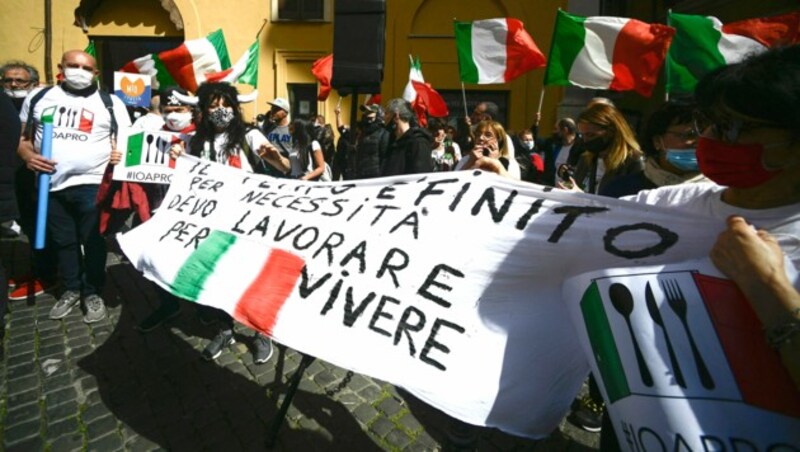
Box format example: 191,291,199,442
267,97,290,113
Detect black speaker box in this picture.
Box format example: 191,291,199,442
331,0,386,94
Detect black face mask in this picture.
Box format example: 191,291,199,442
583,137,608,154
359,117,375,127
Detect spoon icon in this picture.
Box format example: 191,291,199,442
145,134,154,163
609,283,653,387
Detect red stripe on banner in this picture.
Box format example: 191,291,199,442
503,18,547,83
721,12,800,48
234,249,305,336
610,20,675,97
157,44,197,91
694,273,800,417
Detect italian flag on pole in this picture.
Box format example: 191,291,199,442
544,10,675,97
205,40,260,87
121,29,231,91
166,230,305,336
454,18,546,84
666,11,800,94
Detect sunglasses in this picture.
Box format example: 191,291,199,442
692,111,777,143
663,129,699,142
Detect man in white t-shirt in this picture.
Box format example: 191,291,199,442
18,50,131,324
263,97,292,160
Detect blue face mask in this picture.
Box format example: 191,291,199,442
665,148,698,172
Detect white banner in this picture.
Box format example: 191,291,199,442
113,129,189,184
119,156,731,438
563,263,800,449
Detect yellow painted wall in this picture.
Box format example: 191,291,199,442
0,0,566,130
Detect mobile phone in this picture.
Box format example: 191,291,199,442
482,148,490,157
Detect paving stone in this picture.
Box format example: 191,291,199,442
6,332,35,347
44,385,78,407
358,384,383,400
6,387,39,409
5,402,41,428
47,432,85,452
386,428,413,449
377,396,404,417
3,418,42,446
39,334,65,348
45,416,80,440
7,362,37,380
37,343,66,359
46,399,79,422
369,416,394,437
353,402,379,425
42,372,72,393
82,402,113,424
7,374,39,393
85,414,118,441
335,392,362,406
87,431,124,452
398,412,424,433
5,434,45,452
7,341,35,358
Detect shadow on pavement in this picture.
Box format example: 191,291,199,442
78,262,380,450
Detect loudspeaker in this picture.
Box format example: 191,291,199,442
331,0,386,95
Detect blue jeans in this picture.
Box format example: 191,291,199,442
47,185,106,296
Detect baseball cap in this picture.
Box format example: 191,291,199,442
160,86,190,107
267,97,290,113
360,104,381,114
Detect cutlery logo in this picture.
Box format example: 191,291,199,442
580,272,800,416
125,131,183,168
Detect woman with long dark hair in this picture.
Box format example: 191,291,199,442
288,117,327,180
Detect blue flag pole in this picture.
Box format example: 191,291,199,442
34,106,56,250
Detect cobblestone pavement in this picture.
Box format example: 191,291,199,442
1,236,600,451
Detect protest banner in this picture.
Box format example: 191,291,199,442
119,156,739,437
114,72,151,108
563,262,800,449
113,130,188,184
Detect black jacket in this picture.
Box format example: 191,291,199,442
0,92,20,222
347,122,390,179
381,126,433,177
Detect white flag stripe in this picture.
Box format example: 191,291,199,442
222,45,257,83
472,19,508,84
567,18,625,89
186,39,224,86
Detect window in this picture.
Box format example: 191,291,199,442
273,0,330,22
288,83,318,118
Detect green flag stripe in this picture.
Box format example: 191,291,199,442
666,13,725,94
454,22,479,84
41,106,57,124
544,10,587,86
172,230,237,301
207,29,232,69
580,282,630,403
125,132,144,167
238,41,259,87
151,55,178,88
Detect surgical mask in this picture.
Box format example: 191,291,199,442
63,67,95,90
164,111,192,131
664,148,698,172
696,136,783,188
522,140,534,151
5,89,29,99
208,107,234,128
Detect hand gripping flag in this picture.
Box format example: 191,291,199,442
666,11,800,94
454,18,546,84
544,10,675,97
121,29,231,91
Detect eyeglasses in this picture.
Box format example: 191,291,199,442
663,129,699,142
692,111,776,143
2,78,31,86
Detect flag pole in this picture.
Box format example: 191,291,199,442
461,83,468,118
664,9,672,103
254,19,267,121
536,88,545,126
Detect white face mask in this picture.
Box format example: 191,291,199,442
164,111,192,131
4,89,30,99
63,67,95,89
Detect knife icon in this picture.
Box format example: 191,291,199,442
646,281,686,388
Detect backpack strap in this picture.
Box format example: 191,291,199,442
98,90,118,142
23,86,53,140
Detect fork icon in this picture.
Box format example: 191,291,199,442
661,279,715,390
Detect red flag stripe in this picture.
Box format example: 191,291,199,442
503,18,547,82
609,20,675,96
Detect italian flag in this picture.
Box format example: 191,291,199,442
666,11,800,94
402,56,448,127
165,230,305,336
454,18,546,84
544,10,675,97
205,40,260,87
121,29,231,91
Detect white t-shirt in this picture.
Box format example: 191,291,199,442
20,86,132,191
210,129,270,173
289,140,322,178
554,142,573,169
625,183,800,272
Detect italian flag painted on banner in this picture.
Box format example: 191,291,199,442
666,11,800,94
167,230,305,335
121,29,231,91
544,10,675,97
454,18,546,84
205,40,260,87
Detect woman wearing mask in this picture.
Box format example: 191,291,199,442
288,117,327,180
148,82,289,365
601,101,707,198
559,103,644,195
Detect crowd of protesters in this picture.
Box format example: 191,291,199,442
1,43,798,449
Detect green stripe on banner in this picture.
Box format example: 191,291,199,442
151,55,178,88
172,230,237,301
580,281,630,403
544,10,587,86
207,29,232,69
454,22,479,84
666,13,726,94
125,132,145,167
